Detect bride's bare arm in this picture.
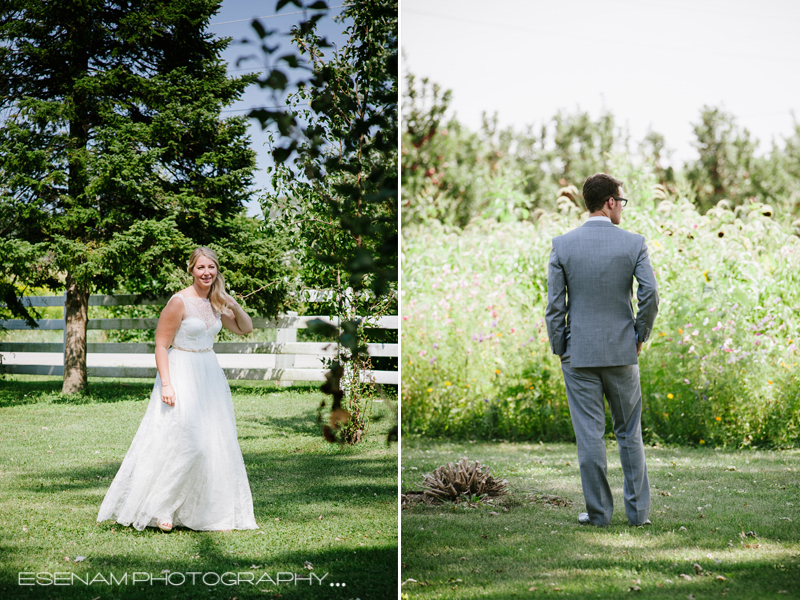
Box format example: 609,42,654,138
220,294,253,336
154,297,184,406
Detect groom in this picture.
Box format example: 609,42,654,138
545,173,659,527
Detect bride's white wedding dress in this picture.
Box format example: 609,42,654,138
97,293,258,531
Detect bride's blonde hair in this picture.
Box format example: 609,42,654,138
187,247,233,317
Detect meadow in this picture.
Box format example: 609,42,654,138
0,375,398,599
401,160,800,447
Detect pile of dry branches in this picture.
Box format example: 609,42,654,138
422,457,508,503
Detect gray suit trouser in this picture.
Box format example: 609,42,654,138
560,343,650,526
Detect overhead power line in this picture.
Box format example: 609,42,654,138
221,103,310,113
210,4,347,26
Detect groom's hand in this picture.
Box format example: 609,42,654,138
637,341,643,356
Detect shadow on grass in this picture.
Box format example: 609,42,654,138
0,377,326,410
15,451,396,520
0,378,152,408
242,406,323,437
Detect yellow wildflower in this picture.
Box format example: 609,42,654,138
678,328,683,334
494,369,501,374
426,388,433,393
667,393,674,399
715,416,721,421
703,270,710,282
699,439,705,444
445,381,451,386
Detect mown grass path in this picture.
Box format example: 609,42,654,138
0,376,398,599
401,439,800,600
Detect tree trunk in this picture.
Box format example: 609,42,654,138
62,274,89,394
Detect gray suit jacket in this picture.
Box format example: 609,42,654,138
545,220,659,368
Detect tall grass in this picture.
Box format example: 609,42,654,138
402,160,800,447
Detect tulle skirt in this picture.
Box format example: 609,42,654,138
97,349,258,531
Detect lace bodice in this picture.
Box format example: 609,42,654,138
170,293,222,351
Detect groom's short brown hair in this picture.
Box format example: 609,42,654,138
583,173,623,213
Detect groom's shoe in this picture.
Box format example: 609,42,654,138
636,519,652,527
578,512,590,525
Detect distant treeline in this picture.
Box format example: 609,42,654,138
402,71,800,228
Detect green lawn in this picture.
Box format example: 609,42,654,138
0,375,398,599
401,439,800,600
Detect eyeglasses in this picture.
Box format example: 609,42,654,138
609,196,628,207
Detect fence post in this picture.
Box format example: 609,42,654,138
275,310,297,387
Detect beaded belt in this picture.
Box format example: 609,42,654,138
171,345,213,353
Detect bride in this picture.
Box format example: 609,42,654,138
97,247,259,532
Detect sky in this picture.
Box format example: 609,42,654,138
211,0,350,217
400,0,800,169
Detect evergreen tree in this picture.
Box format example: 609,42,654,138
0,0,290,393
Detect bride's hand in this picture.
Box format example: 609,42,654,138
223,292,239,310
162,383,176,406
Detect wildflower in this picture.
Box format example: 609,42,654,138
426,388,433,393
663,413,669,417
678,328,683,334
418,350,427,357
684,378,690,384
465,384,470,388
429,358,436,364
445,381,451,386
494,369,501,375
667,393,674,399
703,270,710,282
715,416,721,421
768,381,773,385
699,440,706,445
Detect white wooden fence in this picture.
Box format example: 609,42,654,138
0,294,398,385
